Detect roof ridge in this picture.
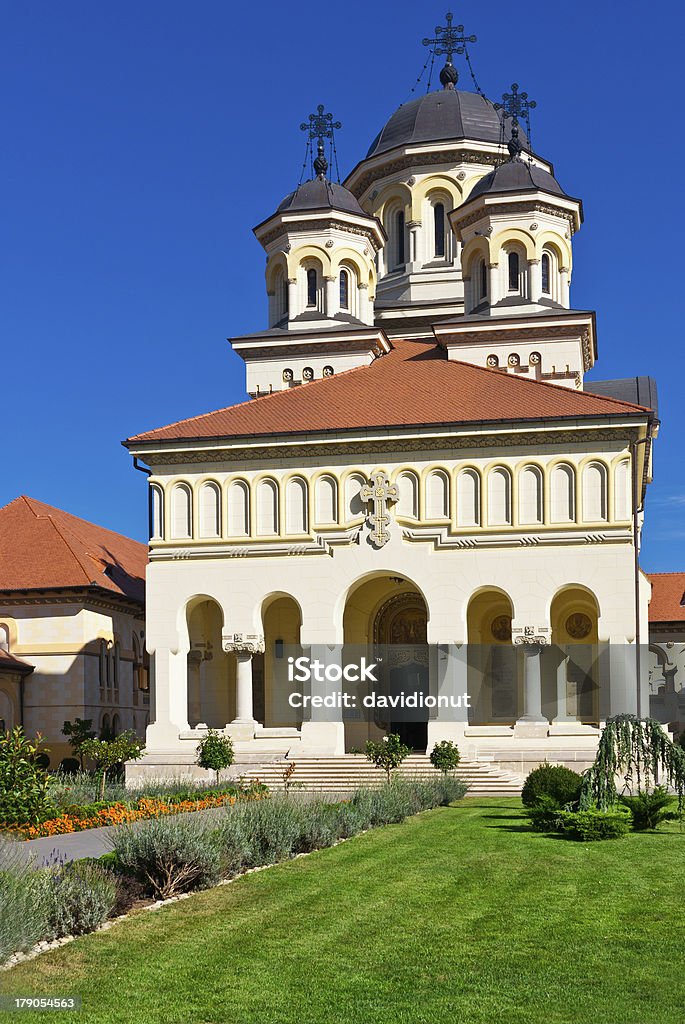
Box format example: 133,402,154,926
125,352,396,442
648,571,685,577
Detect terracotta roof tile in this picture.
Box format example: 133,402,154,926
648,573,685,624
0,648,34,674
126,340,650,445
0,497,147,603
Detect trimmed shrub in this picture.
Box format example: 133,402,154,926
430,740,461,775
620,787,677,831
527,795,563,833
0,728,53,826
521,762,583,809
364,734,412,782
555,807,631,842
111,817,222,899
35,859,117,939
196,730,234,786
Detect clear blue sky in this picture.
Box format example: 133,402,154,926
2,1,683,570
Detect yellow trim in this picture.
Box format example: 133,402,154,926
491,227,536,260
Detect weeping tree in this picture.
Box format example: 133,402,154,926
580,714,685,814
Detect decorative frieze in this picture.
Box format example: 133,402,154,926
222,633,265,655
512,625,552,646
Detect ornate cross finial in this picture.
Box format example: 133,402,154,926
360,471,399,548
495,83,536,158
423,12,477,89
300,104,342,181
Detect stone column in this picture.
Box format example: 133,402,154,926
222,633,264,741
145,645,190,750
287,277,297,320
553,652,571,722
488,262,500,306
529,258,542,303
325,276,337,317
299,641,345,755
358,282,370,324
559,267,570,307
408,220,421,271
427,642,470,749
513,626,550,738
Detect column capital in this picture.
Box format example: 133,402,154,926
222,632,265,655
512,625,552,647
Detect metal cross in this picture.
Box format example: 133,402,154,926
494,83,536,132
300,104,342,145
422,12,477,64
360,471,399,548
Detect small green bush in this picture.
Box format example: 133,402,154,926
430,740,461,775
521,762,583,809
527,795,563,832
35,859,117,939
620,787,677,831
0,842,49,962
0,728,53,826
555,807,631,842
364,733,412,782
111,817,222,899
196,730,234,786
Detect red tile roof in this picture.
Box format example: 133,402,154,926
0,497,147,603
648,573,685,624
126,340,651,445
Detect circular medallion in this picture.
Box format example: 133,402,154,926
565,613,592,640
282,368,294,382
302,366,314,381
491,615,512,642
508,353,520,367
487,354,499,367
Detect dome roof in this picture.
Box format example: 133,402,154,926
467,158,567,201
366,88,525,158
277,178,367,217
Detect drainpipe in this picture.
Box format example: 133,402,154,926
133,457,152,539
630,432,652,720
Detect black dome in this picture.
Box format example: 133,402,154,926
277,178,366,216
366,88,525,158
467,158,567,201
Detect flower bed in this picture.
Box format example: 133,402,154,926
6,785,268,840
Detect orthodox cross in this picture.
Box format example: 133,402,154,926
423,12,476,87
360,471,399,548
495,83,536,157
300,104,341,145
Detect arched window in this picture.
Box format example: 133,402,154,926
582,462,608,522
480,259,488,299
111,714,120,737
113,642,120,689
518,466,543,525
426,470,449,519
315,475,338,524
434,203,445,258
99,640,108,687
0,624,9,653
339,269,349,310
457,469,480,527
150,484,163,540
285,477,308,535
541,253,551,294
171,484,192,539
199,482,221,539
614,460,631,521
306,268,317,307
397,472,419,519
227,480,250,537
101,714,110,739
508,251,520,291
488,468,512,526
396,211,405,267
550,465,576,523
257,479,279,535
344,473,366,519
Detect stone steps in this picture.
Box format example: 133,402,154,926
236,755,524,795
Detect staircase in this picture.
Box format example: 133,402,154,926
236,755,523,796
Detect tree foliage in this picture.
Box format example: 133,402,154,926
196,730,234,786
364,733,411,782
81,731,145,800
62,718,96,770
429,740,461,775
580,715,685,814
0,728,53,825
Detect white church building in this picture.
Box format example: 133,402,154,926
125,19,658,779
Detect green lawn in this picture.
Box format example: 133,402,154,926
2,798,684,1024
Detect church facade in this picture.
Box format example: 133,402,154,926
125,22,657,778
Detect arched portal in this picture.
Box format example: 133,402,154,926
256,594,302,728
551,587,600,724
343,574,429,751
186,598,234,728
467,590,519,724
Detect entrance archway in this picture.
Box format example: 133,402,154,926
551,587,600,723
467,589,519,724
257,594,302,728
186,598,234,728
343,574,429,751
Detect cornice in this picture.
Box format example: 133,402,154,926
260,218,384,254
